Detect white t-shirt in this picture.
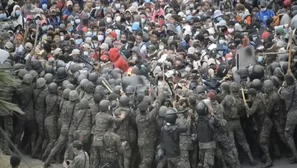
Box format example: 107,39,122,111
0,49,10,63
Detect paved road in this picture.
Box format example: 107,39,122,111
242,158,296,168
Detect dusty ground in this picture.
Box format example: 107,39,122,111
0,152,63,168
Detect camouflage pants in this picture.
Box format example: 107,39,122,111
198,148,215,168
44,132,68,165
272,115,288,147
285,111,297,157
259,118,273,163
139,144,155,168
13,118,37,154
42,118,58,160
216,136,237,168
167,156,181,168
178,150,191,168
90,134,104,167
32,115,44,157
0,116,13,154
122,141,132,168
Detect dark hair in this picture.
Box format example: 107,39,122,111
47,32,54,39
10,154,21,167
72,140,83,150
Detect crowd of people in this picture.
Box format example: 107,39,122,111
0,0,297,168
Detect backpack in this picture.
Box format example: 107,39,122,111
273,13,284,26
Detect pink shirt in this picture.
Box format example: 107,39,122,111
152,8,165,22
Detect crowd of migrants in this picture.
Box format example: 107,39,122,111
1,0,297,168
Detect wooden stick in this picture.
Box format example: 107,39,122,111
287,30,293,75
241,87,249,118
102,79,113,93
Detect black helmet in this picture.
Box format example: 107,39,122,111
250,79,262,91
113,85,122,95
36,78,46,89
137,101,149,113
79,98,89,109
99,100,110,112
112,68,123,74
284,74,295,86
96,77,104,85
45,66,55,74
229,82,240,93
273,67,284,78
28,70,38,80
13,63,25,70
251,65,264,79
165,108,177,124
57,67,67,78
237,67,249,79
63,88,71,99
44,73,53,84
269,61,280,75
88,72,99,83
263,80,274,93
119,95,130,106
281,62,288,74
188,94,197,106
196,85,206,94
195,101,208,116
48,82,58,93
115,78,122,85
56,60,65,68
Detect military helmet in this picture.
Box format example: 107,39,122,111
196,85,206,94
66,83,75,90
48,82,58,94
99,99,110,112
96,77,104,85
69,64,82,74
159,106,168,117
281,62,288,74
165,108,178,124
94,93,103,104
88,72,99,83
125,85,135,95
237,67,249,79
273,67,284,78
195,100,208,116
18,69,28,79
284,74,295,86
62,80,71,90
44,73,53,84
80,79,89,88
113,85,122,95
28,70,38,80
229,82,240,93
115,78,122,85
79,98,89,109
188,94,197,105
77,75,87,85
84,81,95,93
45,66,55,74
220,82,230,93
36,78,46,89
109,78,115,86
13,63,25,70
101,68,112,74
119,95,130,106
57,67,67,78
23,74,33,84
56,60,65,68
269,61,280,75
270,76,282,88
137,101,149,112
69,90,79,101
251,65,265,79
250,79,262,91
263,80,275,92
112,68,123,74
63,88,71,99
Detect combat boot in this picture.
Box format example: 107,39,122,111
261,158,273,168
247,151,257,166
289,156,297,164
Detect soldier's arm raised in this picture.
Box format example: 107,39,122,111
244,100,259,116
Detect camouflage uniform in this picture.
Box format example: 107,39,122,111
136,99,161,168
176,114,193,168
280,83,297,162
68,150,90,168
100,130,124,168
42,92,60,160
221,84,254,166
211,100,237,168
32,86,48,157
245,92,273,167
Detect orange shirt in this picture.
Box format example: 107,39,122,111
236,15,252,25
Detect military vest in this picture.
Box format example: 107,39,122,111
197,116,215,143
162,124,181,158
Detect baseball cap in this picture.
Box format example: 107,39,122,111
109,31,117,39
100,43,109,50
70,49,81,56
66,0,73,6
54,48,62,55
82,43,91,50
4,42,14,50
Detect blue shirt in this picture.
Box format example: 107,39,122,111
256,9,275,25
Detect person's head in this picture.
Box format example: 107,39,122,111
135,31,143,45
150,31,158,44
120,33,127,43
73,2,80,12
14,34,23,46
53,33,60,44
85,0,93,8
10,154,21,168
72,140,83,155
247,88,257,101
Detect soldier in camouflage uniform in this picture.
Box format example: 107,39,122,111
280,75,297,164
73,98,92,152
81,81,95,107
216,82,229,103
221,82,255,166
68,140,90,168
196,100,216,168
42,82,61,161
263,79,292,158
136,90,163,168
245,88,273,168
90,99,125,167
114,94,136,168
44,90,79,168
100,119,124,168
32,78,48,158
14,74,36,154
208,92,237,168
